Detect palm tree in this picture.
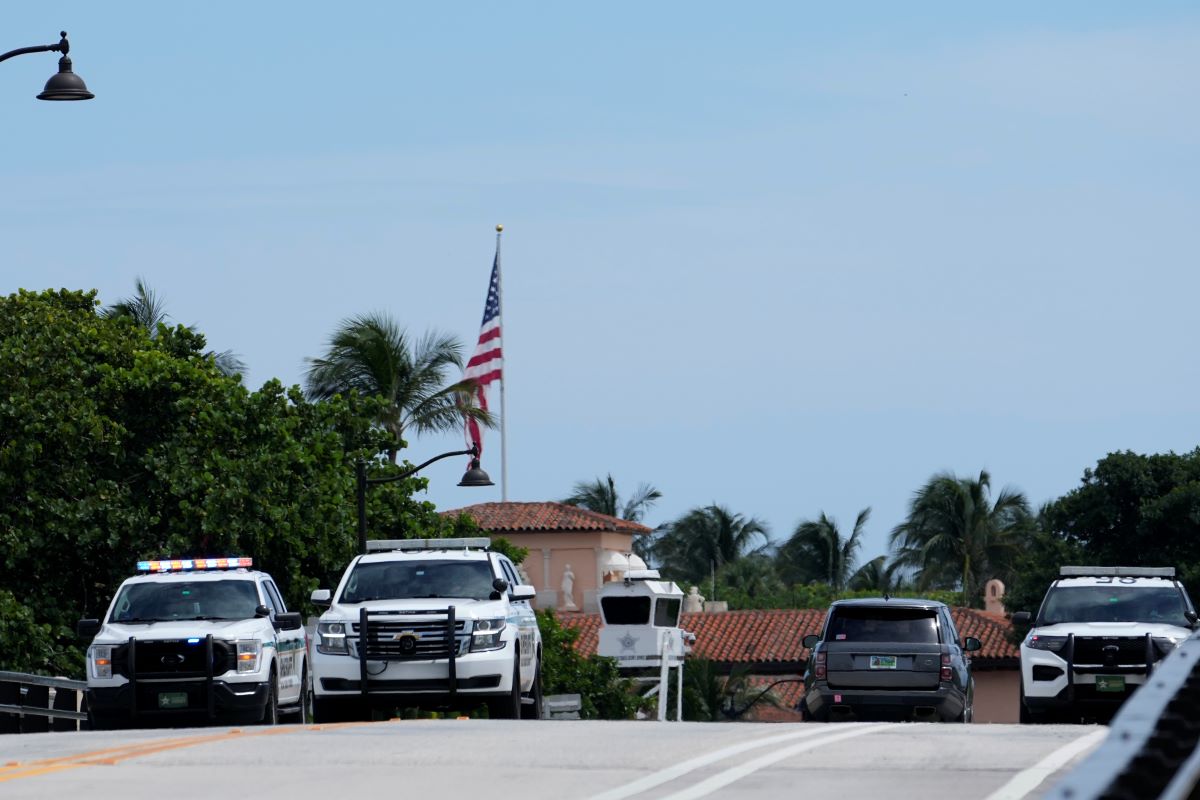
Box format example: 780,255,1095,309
889,470,1031,606
653,504,770,586
778,508,870,592
847,555,905,593
102,278,247,378
562,474,662,522
303,312,493,462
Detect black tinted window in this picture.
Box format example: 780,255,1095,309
826,606,939,643
1040,586,1189,626
111,580,260,621
342,560,495,602
602,596,651,624
655,598,681,627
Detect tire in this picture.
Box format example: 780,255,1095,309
259,669,279,725
313,696,362,723
521,656,543,720
1019,684,1046,724
283,663,311,724
489,650,522,719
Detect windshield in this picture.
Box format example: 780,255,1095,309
826,606,940,644
1040,586,1191,626
341,560,496,602
109,580,261,622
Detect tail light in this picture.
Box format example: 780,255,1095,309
940,654,952,682
814,650,827,680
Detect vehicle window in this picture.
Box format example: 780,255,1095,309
499,558,520,588
601,596,651,625
941,609,961,643
826,607,940,643
264,580,287,613
1040,586,1190,626
654,598,682,627
110,580,260,622
341,560,495,602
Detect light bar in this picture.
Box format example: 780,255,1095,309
136,557,253,573
365,537,490,553
1059,566,1175,578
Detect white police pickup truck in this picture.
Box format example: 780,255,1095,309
1014,566,1198,723
77,557,308,729
309,538,543,722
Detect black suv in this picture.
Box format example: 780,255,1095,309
801,598,981,722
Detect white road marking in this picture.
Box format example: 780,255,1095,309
589,724,885,800
982,728,1108,800
586,725,869,800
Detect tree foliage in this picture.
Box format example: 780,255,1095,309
653,504,770,587
889,471,1031,607
0,289,460,675
303,312,492,462
778,508,870,591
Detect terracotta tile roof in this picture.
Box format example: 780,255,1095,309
442,501,653,535
559,606,1019,665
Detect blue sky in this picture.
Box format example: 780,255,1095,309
4,3,1197,569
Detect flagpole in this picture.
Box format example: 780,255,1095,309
495,223,508,501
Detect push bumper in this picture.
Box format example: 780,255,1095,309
87,679,270,722
312,644,512,703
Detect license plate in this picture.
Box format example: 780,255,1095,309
157,692,188,709
869,655,898,670
1095,676,1125,693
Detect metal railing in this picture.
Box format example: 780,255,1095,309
1046,633,1200,799
0,671,89,733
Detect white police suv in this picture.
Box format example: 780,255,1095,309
1013,566,1198,723
77,557,308,729
309,538,543,721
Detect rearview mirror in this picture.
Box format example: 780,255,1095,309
1186,610,1198,627
802,634,820,650
311,589,331,608
1011,611,1031,626
963,636,982,652
511,584,536,602
77,618,101,639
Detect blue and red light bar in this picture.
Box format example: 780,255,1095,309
136,557,253,573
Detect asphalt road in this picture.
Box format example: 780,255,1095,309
0,720,1105,800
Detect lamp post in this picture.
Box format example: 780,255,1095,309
1,31,94,100
356,443,494,554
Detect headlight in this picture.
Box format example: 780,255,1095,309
317,621,349,655
470,617,506,652
236,639,262,673
1026,634,1069,653
89,645,112,679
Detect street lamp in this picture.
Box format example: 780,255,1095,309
356,443,494,554
1,31,94,101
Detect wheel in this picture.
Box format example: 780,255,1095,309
1019,684,1046,724
798,698,811,722
521,656,543,720
313,696,363,723
489,650,522,719
283,663,311,724
258,669,279,725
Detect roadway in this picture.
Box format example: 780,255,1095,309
0,719,1104,799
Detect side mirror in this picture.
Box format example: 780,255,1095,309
255,604,272,618
1011,611,1031,626
274,612,303,631
963,636,982,652
77,618,101,639
311,589,332,608
802,634,820,650
511,584,536,602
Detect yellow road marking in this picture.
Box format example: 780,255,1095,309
0,720,383,784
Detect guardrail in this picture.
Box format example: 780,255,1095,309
1046,633,1200,799
0,671,89,733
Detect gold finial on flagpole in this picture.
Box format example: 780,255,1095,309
496,224,503,232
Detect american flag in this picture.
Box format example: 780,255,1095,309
464,249,502,456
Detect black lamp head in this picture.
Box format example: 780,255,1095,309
458,459,495,487
38,54,93,101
